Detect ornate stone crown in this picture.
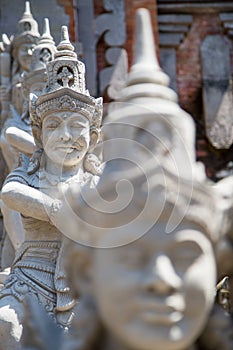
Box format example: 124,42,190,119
12,1,40,55
30,26,103,131
22,18,57,98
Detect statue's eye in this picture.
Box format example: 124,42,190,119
71,123,83,128
46,123,59,129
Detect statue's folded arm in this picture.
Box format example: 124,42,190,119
1,181,53,222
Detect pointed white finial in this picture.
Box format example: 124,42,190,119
24,1,31,16
41,18,53,41
59,26,72,49
127,8,169,87
16,1,40,40
61,26,69,42
55,25,76,58
133,8,159,69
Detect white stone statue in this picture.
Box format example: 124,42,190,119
12,7,233,350
19,168,232,350
0,1,40,271
0,17,57,272
0,25,103,349
59,8,232,350
64,193,219,350
0,1,40,170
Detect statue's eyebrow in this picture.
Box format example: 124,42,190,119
43,116,61,126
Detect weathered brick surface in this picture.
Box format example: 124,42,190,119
177,13,233,179
177,14,223,117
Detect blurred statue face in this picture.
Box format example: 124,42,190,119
94,224,216,350
18,42,35,72
42,111,91,168
136,119,172,158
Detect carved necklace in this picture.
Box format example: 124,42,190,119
39,167,86,187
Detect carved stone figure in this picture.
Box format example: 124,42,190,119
60,8,233,350
0,1,40,170
63,177,222,350
0,1,40,271
0,17,57,272
16,7,233,350
0,25,103,349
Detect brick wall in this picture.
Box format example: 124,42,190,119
177,13,233,179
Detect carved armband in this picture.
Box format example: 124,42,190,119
49,199,63,226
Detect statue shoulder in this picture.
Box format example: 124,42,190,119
4,153,39,188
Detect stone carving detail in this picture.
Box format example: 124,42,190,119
0,24,103,349
158,14,193,48
0,2,41,271
0,13,57,272
158,14,192,90
0,1,40,168
95,0,126,94
220,12,233,37
158,1,233,12
77,0,126,94
201,34,233,149
76,0,126,96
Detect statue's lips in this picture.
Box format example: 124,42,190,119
140,309,183,325
55,144,84,153
136,297,184,325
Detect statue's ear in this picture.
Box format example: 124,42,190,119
89,128,99,151
32,125,42,148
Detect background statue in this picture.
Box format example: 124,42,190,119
0,1,40,170
0,17,57,274
0,26,103,349
0,1,40,272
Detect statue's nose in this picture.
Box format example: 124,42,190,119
144,254,182,295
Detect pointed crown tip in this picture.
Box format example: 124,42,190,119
24,1,32,17
14,0,39,45
25,1,31,11
42,18,52,37
56,25,75,56
61,26,69,41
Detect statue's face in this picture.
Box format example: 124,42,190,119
18,42,35,72
136,118,172,158
42,111,90,168
94,225,216,350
